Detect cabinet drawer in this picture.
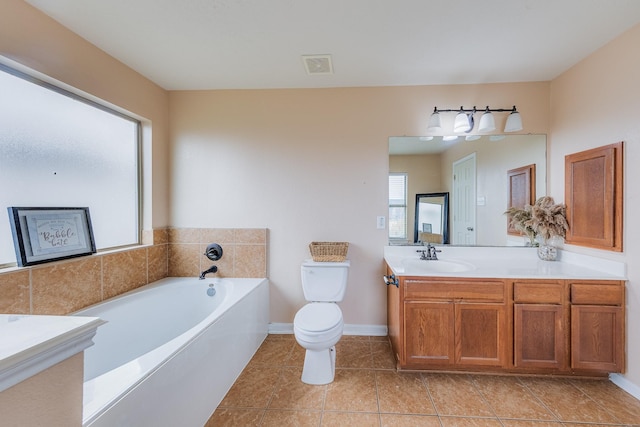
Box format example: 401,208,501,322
570,283,623,305
405,279,505,302
514,281,564,304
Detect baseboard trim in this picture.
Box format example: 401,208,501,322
609,373,640,400
268,323,388,337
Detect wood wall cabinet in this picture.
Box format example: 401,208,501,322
565,142,623,251
387,270,625,376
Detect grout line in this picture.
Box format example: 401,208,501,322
468,374,505,426
420,373,444,426
517,376,563,423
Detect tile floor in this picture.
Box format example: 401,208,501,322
207,335,640,426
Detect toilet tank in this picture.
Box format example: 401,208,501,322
301,260,350,302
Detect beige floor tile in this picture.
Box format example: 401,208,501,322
569,378,640,424
439,416,502,426
205,408,264,426
261,409,322,426
376,371,436,415
342,335,372,341
324,369,379,412
520,377,620,424
372,341,397,369
336,340,373,368
249,337,295,366
219,365,281,408
425,373,495,417
321,411,380,426
471,375,556,421
288,343,307,367
499,420,563,427
269,367,327,411
380,414,441,426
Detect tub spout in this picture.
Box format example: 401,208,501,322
199,265,218,279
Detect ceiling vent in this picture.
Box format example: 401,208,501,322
302,55,334,75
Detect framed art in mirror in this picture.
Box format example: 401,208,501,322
507,164,536,235
7,207,96,266
564,142,623,251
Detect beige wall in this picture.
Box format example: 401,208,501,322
550,23,640,386
168,83,549,325
0,0,171,229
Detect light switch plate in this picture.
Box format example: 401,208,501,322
377,216,386,229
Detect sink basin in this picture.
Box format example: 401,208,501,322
401,258,475,274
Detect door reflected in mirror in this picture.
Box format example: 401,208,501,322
389,134,546,246
415,192,449,244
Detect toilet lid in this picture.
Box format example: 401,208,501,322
295,304,342,332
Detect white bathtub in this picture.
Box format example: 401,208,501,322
74,277,269,427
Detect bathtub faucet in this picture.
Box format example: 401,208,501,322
199,265,218,280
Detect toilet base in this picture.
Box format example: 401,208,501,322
300,345,336,385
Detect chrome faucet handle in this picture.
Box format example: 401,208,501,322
416,249,428,260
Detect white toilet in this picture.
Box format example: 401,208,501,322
293,260,350,385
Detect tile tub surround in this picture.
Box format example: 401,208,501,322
0,227,267,315
208,334,640,426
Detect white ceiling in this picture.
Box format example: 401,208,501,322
26,0,640,91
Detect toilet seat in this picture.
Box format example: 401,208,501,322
294,303,342,332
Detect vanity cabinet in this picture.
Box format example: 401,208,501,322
513,280,567,370
570,281,625,372
387,270,625,376
391,277,508,370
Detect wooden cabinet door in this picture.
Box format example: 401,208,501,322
514,304,565,369
404,301,454,366
571,305,624,372
455,303,507,367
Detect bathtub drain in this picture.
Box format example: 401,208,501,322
207,284,216,297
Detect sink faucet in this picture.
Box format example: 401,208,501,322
199,265,218,280
417,243,441,261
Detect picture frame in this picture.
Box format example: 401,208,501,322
7,207,96,266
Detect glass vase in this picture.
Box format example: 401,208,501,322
536,236,562,261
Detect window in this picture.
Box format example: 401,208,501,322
0,64,141,266
388,173,407,240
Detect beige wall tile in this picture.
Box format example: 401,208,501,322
200,228,235,244
235,228,266,244
102,248,148,300
168,244,200,277
153,228,169,245
168,228,200,244
234,245,266,278
147,244,168,282
0,270,31,314
141,229,154,245
31,257,102,315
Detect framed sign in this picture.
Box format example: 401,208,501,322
7,207,96,266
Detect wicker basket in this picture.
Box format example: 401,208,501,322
309,242,349,262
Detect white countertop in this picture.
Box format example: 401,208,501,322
384,245,626,280
0,314,105,392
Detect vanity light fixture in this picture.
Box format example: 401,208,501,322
427,105,523,133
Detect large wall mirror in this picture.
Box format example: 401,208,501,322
389,134,546,246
